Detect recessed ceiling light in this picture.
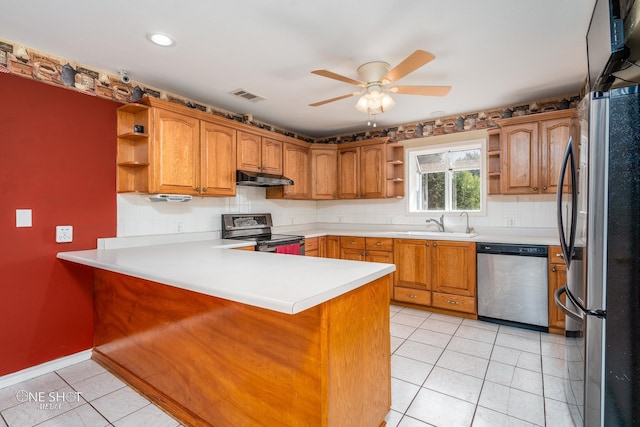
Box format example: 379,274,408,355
147,32,175,47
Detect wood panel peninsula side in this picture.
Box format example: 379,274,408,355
57,243,393,427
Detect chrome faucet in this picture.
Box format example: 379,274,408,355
426,215,445,232
460,211,474,234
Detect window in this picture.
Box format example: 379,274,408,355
408,140,484,213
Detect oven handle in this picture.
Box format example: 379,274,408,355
257,241,306,255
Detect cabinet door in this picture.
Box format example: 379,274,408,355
341,247,366,261
393,239,430,290
501,122,539,194
237,131,262,172
261,138,283,175
200,121,236,196
281,142,310,199
366,249,393,264
540,118,571,194
360,144,385,198
548,262,567,333
310,147,337,199
152,109,200,194
325,236,340,259
318,236,327,258
431,241,476,297
338,148,360,199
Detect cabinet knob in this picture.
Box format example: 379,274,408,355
556,253,564,259
433,242,437,247
408,294,417,299
448,300,459,305
533,186,539,191
543,186,547,191
552,267,557,273
195,187,200,192
426,242,430,247
376,242,382,246
361,252,366,256
202,187,207,193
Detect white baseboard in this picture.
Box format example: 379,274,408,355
0,349,92,390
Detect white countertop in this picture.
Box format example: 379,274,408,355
57,239,395,315
294,228,559,246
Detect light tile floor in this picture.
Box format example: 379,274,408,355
387,304,579,427
0,305,578,426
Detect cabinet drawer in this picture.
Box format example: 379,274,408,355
394,287,431,306
432,292,476,314
340,236,365,249
366,237,393,252
305,237,319,251
548,245,565,264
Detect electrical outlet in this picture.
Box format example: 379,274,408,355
384,217,393,225
56,225,73,243
505,216,519,228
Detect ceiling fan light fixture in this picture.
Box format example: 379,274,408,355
354,86,395,114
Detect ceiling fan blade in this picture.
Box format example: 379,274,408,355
311,70,365,87
381,50,436,84
309,92,358,107
390,85,452,97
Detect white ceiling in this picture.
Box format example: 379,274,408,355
0,0,596,138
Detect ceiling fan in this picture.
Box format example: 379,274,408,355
309,50,451,117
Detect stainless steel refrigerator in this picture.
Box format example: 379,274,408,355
555,85,640,426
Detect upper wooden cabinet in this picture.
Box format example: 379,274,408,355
151,109,200,194
266,141,310,199
310,144,337,200
200,121,237,197
496,109,573,195
117,98,245,197
236,131,283,175
338,139,387,199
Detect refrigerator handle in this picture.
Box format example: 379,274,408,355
554,286,583,322
564,285,607,319
556,137,578,265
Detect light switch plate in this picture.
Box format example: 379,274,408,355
16,209,32,227
56,225,73,243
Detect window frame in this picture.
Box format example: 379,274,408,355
405,138,487,215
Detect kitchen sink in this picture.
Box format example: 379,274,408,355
394,231,478,238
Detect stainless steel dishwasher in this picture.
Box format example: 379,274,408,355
477,242,549,330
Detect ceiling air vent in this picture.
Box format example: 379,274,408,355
229,88,266,103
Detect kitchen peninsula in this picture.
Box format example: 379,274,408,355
58,240,395,427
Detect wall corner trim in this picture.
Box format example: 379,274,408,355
0,349,92,390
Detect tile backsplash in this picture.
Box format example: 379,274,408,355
118,189,556,237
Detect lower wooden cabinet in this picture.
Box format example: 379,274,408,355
394,287,431,306
548,246,567,334
431,292,476,314
233,245,255,251
305,237,319,257
339,237,394,265
393,238,477,317
325,236,340,259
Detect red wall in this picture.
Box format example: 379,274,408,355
0,73,118,376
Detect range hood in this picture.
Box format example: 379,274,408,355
236,170,294,187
